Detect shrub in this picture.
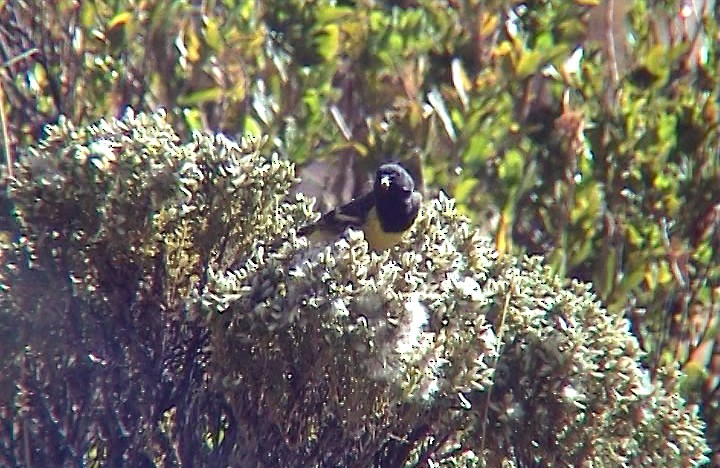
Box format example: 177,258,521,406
0,112,708,466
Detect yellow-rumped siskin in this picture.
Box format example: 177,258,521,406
298,163,422,251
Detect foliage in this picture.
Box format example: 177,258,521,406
0,111,710,466
0,111,309,465
1,0,718,460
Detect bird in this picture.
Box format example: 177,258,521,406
297,163,422,251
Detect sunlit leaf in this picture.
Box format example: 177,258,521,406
645,45,672,80
182,108,203,132
593,246,617,298
454,178,478,204
496,210,512,255
498,149,524,185
465,133,491,164
616,262,646,297
427,87,456,142
243,116,263,138
179,88,223,106
515,50,544,79
493,41,514,57
478,12,499,38
107,11,132,30
204,17,222,50
569,238,593,266
105,11,133,48
314,24,340,61
451,58,470,109
79,2,96,29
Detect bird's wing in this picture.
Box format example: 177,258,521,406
298,192,375,238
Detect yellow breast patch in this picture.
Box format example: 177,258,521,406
362,206,410,251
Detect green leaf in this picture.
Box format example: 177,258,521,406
243,116,263,138
454,178,478,204
615,261,646,298
593,246,617,298
465,133,492,164
204,17,222,50
314,24,340,61
182,108,203,132
515,50,544,79
645,45,670,80
79,1,95,29
179,88,223,106
535,32,554,50
498,149,524,186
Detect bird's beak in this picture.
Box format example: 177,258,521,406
380,175,392,189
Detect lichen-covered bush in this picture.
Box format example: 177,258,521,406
0,110,313,465
0,112,709,466
205,185,710,466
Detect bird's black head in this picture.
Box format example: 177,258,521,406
374,163,415,197
372,162,420,233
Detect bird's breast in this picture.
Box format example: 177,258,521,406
363,206,408,251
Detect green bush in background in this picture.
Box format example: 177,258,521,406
1,0,718,462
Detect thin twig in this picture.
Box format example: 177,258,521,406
0,80,11,181
604,0,619,110
1,48,39,69
479,277,513,453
